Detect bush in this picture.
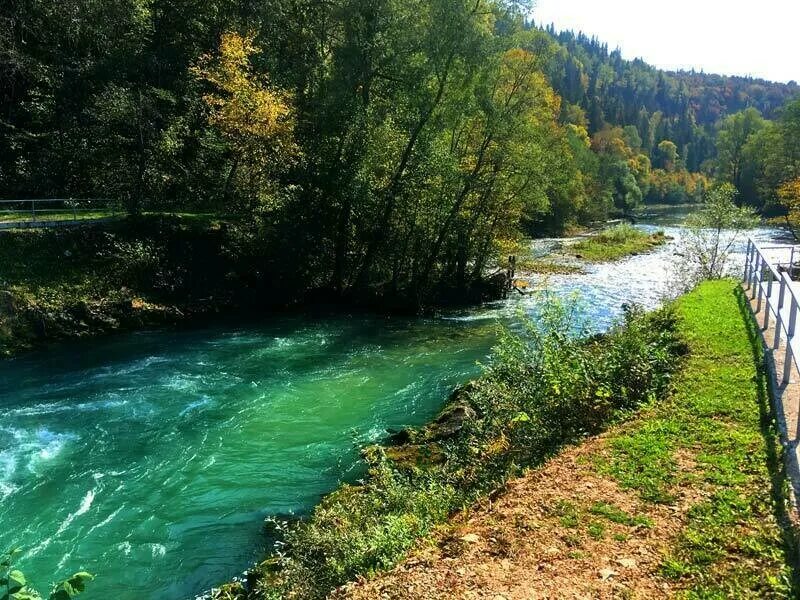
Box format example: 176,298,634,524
1,548,93,600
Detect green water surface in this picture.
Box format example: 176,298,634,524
0,316,495,598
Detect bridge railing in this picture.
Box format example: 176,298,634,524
743,236,800,383
0,198,121,227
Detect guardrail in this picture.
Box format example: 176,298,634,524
0,198,121,227
743,237,800,383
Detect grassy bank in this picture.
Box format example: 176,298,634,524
606,279,797,594
215,295,685,599
0,216,267,356
337,279,799,598
572,224,669,262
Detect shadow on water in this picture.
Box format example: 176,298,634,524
735,285,800,592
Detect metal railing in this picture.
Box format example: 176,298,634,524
743,237,800,383
0,198,121,227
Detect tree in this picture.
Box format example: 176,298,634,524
655,140,678,172
675,183,758,287
192,31,297,211
777,178,800,240
715,108,765,204
753,99,800,210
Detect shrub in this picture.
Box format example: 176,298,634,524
1,548,93,600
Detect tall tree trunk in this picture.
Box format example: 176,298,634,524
416,132,494,296
354,51,456,290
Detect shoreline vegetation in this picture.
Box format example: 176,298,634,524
0,218,668,358
0,215,512,358
213,279,799,599
339,283,797,598
571,224,670,262
213,289,686,598
510,222,672,280
7,1,799,357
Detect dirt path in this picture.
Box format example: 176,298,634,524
336,429,685,600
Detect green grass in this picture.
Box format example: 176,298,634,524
572,224,669,262
0,210,119,223
603,279,798,597
514,259,585,275
0,215,240,355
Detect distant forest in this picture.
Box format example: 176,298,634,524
2,1,799,305
540,26,800,209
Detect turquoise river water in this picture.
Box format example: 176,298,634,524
0,212,789,598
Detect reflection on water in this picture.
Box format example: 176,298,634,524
0,203,790,599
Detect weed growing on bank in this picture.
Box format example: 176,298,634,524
1,548,93,600
223,298,686,599
572,224,668,262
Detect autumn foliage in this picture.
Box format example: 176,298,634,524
192,32,297,209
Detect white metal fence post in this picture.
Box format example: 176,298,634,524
784,293,798,384
751,252,762,300
744,238,753,285
764,273,774,328
775,273,789,349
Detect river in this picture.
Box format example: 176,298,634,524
0,208,789,599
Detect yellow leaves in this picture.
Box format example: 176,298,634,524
778,178,800,226
191,31,298,206
591,126,633,159
496,49,559,121
192,31,296,155
567,124,591,148
647,169,709,200
628,154,651,180
778,178,800,210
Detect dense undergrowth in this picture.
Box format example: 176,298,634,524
572,224,669,262
217,298,686,599
0,215,513,356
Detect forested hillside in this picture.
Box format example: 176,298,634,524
541,27,799,207
2,0,799,307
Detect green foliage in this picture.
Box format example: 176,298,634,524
752,98,800,223
0,549,93,600
715,108,767,206
544,27,798,172
2,0,797,305
241,298,684,598
0,216,274,355
674,184,759,287
572,224,668,262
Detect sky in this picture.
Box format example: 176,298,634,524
532,0,800,83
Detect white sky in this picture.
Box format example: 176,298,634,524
532,0,800,83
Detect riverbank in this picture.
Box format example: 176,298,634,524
213,289,685,598
0,217,510,357
0,216,253,356
337,279,799,598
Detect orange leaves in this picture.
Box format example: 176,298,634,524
778,178,800,209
